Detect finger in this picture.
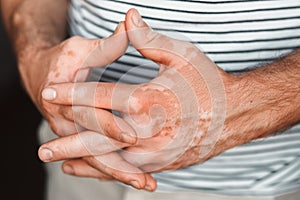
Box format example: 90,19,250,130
61,106,137,143
63,158,157,191
84,152,150,190
144,173,157,192
47,117,80,137
42,82,135,112
80,21,129,69
62,159,114,181
42,102,85,136
120,146,176,173
125,9,219,85
120,149,157,169
57,22,128,81
38,131,130,162
125,9,191,67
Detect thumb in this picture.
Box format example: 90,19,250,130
125,8,189,67
82,21,129,69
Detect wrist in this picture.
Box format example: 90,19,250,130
17,45,50,105
11,8,63,58
221,67,300,149
217,72,268,150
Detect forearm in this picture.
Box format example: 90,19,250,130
1,0,68,56
1,0,69,102
224,50,300,148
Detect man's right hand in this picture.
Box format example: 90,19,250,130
2,1,156,191
17,22,157,191
18,22,138,142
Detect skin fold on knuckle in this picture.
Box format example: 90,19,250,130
143,31,160,48
59,106,73,121
73,107,90,127
103,119,119,139
40,98,55,114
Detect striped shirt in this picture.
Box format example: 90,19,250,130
68,0,300,196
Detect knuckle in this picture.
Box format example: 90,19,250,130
59,36,88,56
144,31,161,48
85,156,102,169
93,39,103,48
60,107,73,120
40,100,52,112
103,121,113,136
136,84,157,105
95,84,109,102
128,94,144,113
78,111,88,125
63,36,84,47
104,119,120,137
74,107,89,126
128,84,170,114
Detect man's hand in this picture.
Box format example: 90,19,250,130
39,9,237,178
27,23,157,191
20,23,139,140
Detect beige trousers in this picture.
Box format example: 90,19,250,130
39,121,300,200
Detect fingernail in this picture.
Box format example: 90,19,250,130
39,148,53,162
119,132,136,144
130,180,141,189
145,185,153,192
131,9,144,27
63,165,74,175
42,88,57,101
